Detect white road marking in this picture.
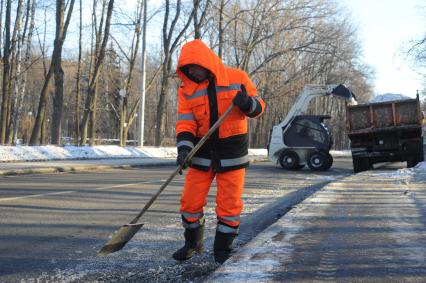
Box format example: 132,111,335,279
0,179,170,202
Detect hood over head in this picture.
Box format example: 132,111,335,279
177,40,229,93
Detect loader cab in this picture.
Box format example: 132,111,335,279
283,115,332,151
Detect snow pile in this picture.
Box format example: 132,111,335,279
370,93,412,103
0,145,268,162
370,161,426,180
414,161,426,171
330,150,351,157
0,145,178,162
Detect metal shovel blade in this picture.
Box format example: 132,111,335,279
98,223,144,256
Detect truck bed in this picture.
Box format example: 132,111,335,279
347,98,421,131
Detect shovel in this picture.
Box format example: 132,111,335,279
98,104,235,256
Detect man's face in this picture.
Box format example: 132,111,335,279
185,64,210,82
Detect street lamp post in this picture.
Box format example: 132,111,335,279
138,0,147,147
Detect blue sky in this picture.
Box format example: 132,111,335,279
341,0,425,97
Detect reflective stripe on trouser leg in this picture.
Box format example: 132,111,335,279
181,214,205,229
217,221,239,234
180,167,215,223
215,168,245,228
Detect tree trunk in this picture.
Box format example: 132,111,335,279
154,0,195,146
218,0,224,59
51,0,65,145
117,0,143,147
29,66,53,145
30,0,75,145
0,0,4,60
74,0,82,145
1,0,12,144
155,60,170,145
12,0,35,144
51,0,75,145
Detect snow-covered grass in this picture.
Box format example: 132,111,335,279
0,145,177,162
0,145,268,162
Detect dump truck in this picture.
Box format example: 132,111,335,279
346,94,424,173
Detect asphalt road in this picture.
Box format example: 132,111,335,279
0,158,397,282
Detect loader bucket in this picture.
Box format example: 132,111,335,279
331,84,353,100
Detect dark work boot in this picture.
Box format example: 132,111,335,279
213,230,237,264
172,224,204,261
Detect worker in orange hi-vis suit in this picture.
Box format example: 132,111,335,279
173,39,265,264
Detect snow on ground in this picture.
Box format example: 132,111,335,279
0,145,268,162
370,93,412,103
330,150,351,157
0,145,176,162
368,161,426,181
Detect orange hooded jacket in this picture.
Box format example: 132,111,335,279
176,40,265,172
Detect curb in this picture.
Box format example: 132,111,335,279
0,156,270,176
0,160,176,176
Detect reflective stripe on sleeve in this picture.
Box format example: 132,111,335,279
191,157,212,167
177,140,194,149
216,83,241,93
186,84,242,101
220,155,249,167
178,113,195,120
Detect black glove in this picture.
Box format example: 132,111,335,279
233,85,252,112
176,149,191,174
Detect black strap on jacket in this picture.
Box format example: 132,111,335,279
207,78,219,142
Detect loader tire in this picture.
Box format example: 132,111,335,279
307,150,329,171
279,150,300,170
324,152,333,170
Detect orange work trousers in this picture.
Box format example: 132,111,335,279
180,167,245,227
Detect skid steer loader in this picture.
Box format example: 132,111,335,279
268,84,355,171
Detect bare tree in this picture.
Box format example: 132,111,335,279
154,0,196,145
29,0,75,145
406,35,426,69
11,0,36,144
0,0,373,148
0,0,4,59
1,0,24,144
51,0,76,144
74,0,83,144
193,0,210,39
80,0,114,146
0,0,12,144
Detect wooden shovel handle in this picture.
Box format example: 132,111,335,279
129,104,235,224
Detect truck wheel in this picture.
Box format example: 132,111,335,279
407,155,419,168
307,151,328,171
279,150,300,170
353,157,369,173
